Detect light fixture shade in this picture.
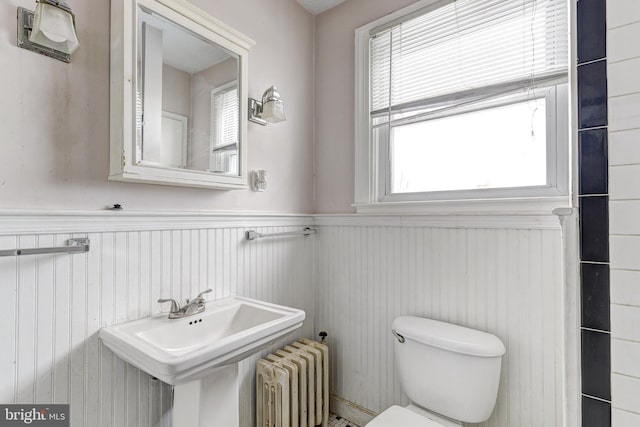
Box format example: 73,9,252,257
260,86,286,123
30,2,79,55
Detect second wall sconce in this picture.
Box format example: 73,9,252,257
17,0,80,63
249,86,286,126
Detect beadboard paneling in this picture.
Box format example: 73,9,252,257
316,225,564,427
0,222,315,427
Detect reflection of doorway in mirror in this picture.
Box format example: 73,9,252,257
160,111,188,168
209,81,239,175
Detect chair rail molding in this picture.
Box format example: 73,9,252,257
0,210,314,235
0,209,563,236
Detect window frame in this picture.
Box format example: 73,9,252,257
354,0,571,214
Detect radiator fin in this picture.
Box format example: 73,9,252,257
276,350,308,426
257,340,329,427
257,360,290,427
300,338,329,425
266,354,299,427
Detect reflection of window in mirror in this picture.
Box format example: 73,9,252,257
210,81,239,175
190,57,238,173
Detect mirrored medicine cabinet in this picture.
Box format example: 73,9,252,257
109,0,254,189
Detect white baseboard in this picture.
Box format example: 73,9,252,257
330,394,377,426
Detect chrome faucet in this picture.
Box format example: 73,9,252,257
158,289,212,319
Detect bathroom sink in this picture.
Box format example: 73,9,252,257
99,296,305,385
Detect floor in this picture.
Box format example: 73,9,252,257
329,413,362,427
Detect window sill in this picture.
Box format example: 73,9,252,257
324,197,573,229
352,196,571,216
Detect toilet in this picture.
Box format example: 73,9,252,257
367,316,506,427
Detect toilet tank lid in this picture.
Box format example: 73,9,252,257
393,316,506,357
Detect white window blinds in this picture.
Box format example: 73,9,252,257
369,0,568,121
210,84,239,148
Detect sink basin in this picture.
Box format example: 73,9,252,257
99,296,305,385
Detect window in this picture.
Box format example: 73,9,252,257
355,0,569,211
210,81,239,174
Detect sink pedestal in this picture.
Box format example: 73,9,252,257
173,364,239,427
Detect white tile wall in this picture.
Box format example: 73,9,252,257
607,0,640,418
609,130,640,166
0,219,315,427
610,236,640,270
607,0,640,31
611,305,640,342
610,165,640,200
608,22,640,63
612,339,640,378
608,58,640,97
610,270,640,307
612,408,640,426
612,374,640,415
608,3,640,418
610,201,640,234
609,93,640,132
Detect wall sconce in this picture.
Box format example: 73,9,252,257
17,0,80,63
249,86,286,126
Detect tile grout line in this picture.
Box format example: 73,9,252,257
607,19,640,31
582,393,612,404
577,57,607,67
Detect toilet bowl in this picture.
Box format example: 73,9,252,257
366,316,506,427
367,405,455,427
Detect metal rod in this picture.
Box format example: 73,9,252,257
245,227,317,241
0,238,90,257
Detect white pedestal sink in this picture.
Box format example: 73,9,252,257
99,296,305,427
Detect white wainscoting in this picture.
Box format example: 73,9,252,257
315,219,565,427
0,211,569,427
0,213,315,427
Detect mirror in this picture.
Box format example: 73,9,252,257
137,6,240,174
110,0,254,189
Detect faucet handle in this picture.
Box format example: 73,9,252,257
157,298,180,313
195,288,213,301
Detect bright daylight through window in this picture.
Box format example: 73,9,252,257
361,0,569,204
391,99,547,193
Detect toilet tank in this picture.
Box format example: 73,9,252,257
392,316,505,424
